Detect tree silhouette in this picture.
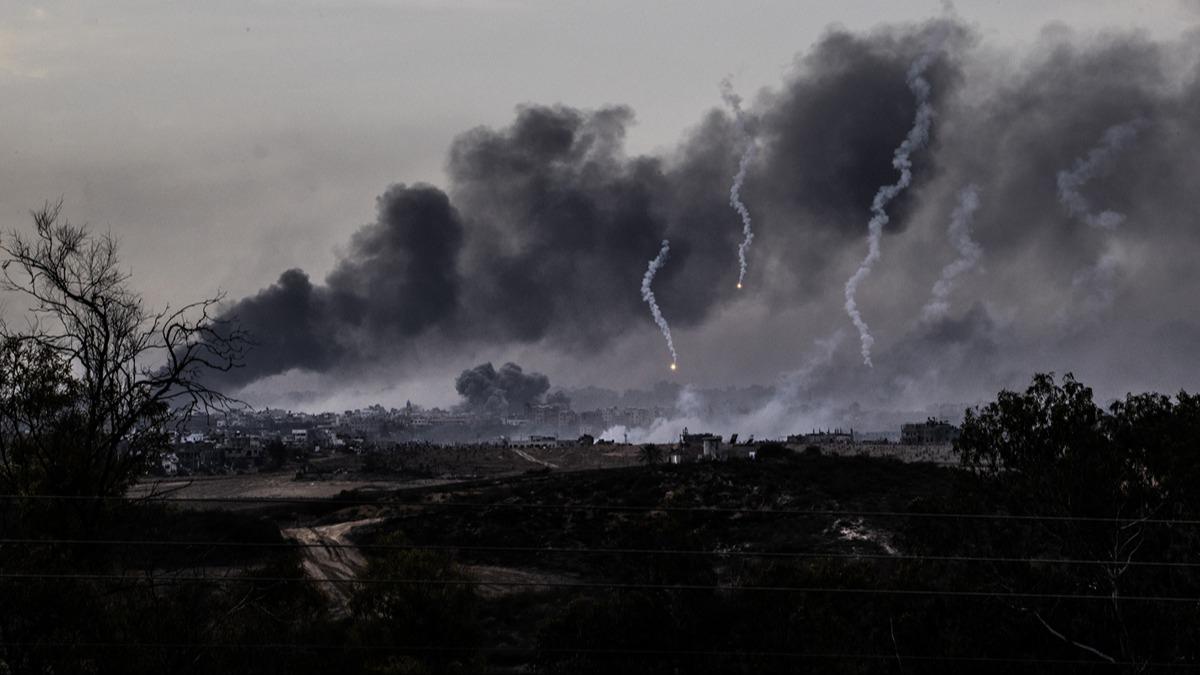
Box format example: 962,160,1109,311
955,372,1200,665
0,201,246,497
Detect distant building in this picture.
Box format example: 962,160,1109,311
679,428,722,457
901,419,960,445
511,435,561,449
198,445,225,469
223,438,264,467
579,410,605,435
173,442,224,472
788,429,854,445
599,406,656,430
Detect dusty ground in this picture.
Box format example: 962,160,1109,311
130,442,949,508
510,447,560,469
129,473,446,503
515,443,642,471
131,444,646,504
282,517,579,609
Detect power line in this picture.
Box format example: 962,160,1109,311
2,572,1199,603
4,537,1200,569
2,493,1195,525
0,641,1192,668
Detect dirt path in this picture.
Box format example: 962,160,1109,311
281,517,384,612
511,448,560,469
459,564,578,598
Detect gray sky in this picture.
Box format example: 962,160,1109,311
4,1,1200,413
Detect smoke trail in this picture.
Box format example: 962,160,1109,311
921,184,982,321
641,239,678,369
1056,118,1148,229
720,77,757,289
843,51,939,367
1071,246,1125,317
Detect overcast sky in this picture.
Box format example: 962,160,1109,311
4,1,1200,416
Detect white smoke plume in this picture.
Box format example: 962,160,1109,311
1056,118,1148,230
921,184,983,321
1055,239,1132,325
641,239,678,368
843,50,939,367
720,77,757,289
599,331,844,444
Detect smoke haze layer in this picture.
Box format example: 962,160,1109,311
213,17,1200,417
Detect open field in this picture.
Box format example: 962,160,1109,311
131,443,649,503
133,442,954,506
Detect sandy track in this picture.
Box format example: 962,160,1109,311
459,564,578,598
282,517,384,612
511,448,560,469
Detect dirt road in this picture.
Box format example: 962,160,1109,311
511,448,560,469
281,517,384,612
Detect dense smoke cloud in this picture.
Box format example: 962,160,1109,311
215,184,462,386
454,362,551,416
217,20,962,387
216,16,1200,414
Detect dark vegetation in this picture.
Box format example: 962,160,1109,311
5,373,1200,672
4,215,1200,672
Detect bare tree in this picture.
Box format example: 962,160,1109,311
0,200,247,496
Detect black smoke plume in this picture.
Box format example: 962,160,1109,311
216,16,1200,405
215,20,964,389
455,362,551,416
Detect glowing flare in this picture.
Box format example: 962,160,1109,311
670,363,677,371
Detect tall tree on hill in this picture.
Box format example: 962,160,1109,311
955,373,1200,665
